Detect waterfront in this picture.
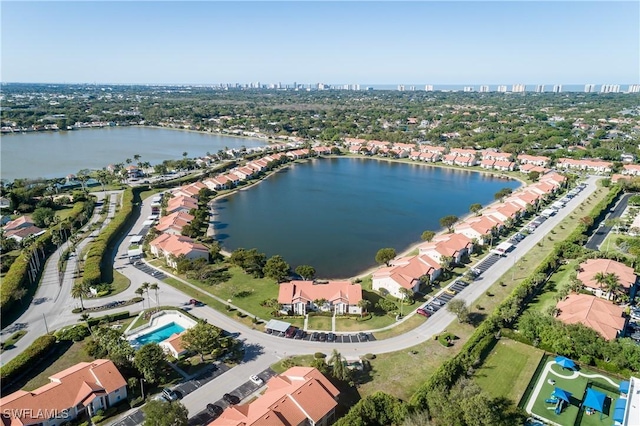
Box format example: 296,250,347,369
212,157,521,278
0,126,268,181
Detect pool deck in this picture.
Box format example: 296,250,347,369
125,310,196,341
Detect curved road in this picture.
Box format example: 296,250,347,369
1,176,600,417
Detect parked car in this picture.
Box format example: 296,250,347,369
207,404,223,417
318,332,327,342
223,393,239,405
358,332,369,341
294,329,306,339
445,288,457,295
162,388,179,401
327,332,336,342
250,375,264,385
189,299,203,306
310,332,319,341
285,326,298,338
416,308,431,317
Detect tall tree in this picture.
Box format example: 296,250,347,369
439,215,459,233
375,248,396,266
469,203,483,215
328,349,351,382
150,283,159,308
358,299,371,317
421,230,436,242
181,321,225,362
447,299,469,323
134,343,166,384
263,255,290,282
71,281,88,310
295,265,316,281
142,400,188,426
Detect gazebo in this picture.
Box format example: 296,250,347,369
583,388,607,420
552,387,572,414
555,356,577,371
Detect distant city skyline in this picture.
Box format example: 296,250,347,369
2,1,638,85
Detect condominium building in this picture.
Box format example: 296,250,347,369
535,85,545,93
552,85,563,93
601,84,621,93
497,85,508,93
512,84,526,93
425,84,434,91
479,85,490,93
584,84,596,93
463,86,474,92
628,84,640,93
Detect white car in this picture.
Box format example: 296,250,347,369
250,375,264,385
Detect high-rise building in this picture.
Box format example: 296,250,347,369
479,85,490,93
535,85,545,93
397,85,405,91
463,86,474,92
552,85,563,93
600,84,620,93
584,84,595,93
497,85,508,93
628,84,640,93
425,85,434,91
512,84,526,93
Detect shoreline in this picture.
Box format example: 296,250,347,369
207,153,525,281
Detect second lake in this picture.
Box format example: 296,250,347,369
212,157,522,278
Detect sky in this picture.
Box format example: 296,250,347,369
1,1,639,85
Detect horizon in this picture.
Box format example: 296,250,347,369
2,1,638,84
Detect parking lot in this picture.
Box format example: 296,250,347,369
188,368,278,426
112,364,231,426
132,261,168,280
265,328,375,343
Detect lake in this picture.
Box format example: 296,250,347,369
0,126,268,181
212,157,522,278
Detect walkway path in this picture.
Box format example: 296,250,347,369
525,360,619,418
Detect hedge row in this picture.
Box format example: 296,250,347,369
1,200,96,314
410,182,622,410
83,188,135,286
0,335,57,384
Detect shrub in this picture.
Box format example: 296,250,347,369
72,308,83,314
0,335,57,383
314,352,326,359
129,397,145,408
56,324,90,341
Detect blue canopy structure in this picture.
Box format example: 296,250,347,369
553,387,572,403
584,388,606,412
614,398,627,423
555,356,576,370
620,381,630,394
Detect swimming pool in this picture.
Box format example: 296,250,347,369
131,322,185,346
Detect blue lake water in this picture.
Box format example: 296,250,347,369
0,126,268,181
131,322,185,346
212,157,521,278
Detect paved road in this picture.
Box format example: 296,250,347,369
2,175,600,423
585,192,631,250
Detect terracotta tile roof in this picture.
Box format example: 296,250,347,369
278,281,362,305
155,211,194,233
577,259,637,290
150,234,209,258
556,293,626,340
161,332,187,355
0,360,126,425
166,195,198,213
3,216,33,231
209,367,338,426
4,225,45,241
373,255,441,290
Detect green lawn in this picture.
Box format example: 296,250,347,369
335,313,396,332
306,316,332,331
475,338,544,401
527,260,578,313
22,340,94,391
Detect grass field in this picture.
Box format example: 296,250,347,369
527,259,579,313
475,338,544,401
306,316,332,331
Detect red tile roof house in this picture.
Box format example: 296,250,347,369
493,160,516,171
166,195,198,214
516,154,550,167
418,233,474,265
278,280,363,315
622,164,640,176
209,367,339,426
454,216,501,245
150,234,209,268
519,163,550,175
155,211,194,235
479,159,495,169
555,293,627,340
203,176,231,191
442,153,458,165
159,331,188,358
577,259,638,300
555,158,613,174
372,255,442,298
172,182,208,199
3,216,45,243
0,360,127,426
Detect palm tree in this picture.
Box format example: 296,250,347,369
357,299,371,317
71,282,87,310
134,287,145,311
604,273,621,301
142,282,150,309
150,283,159,309
593,271,608,296
328,349,350,381
79,313,92,334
